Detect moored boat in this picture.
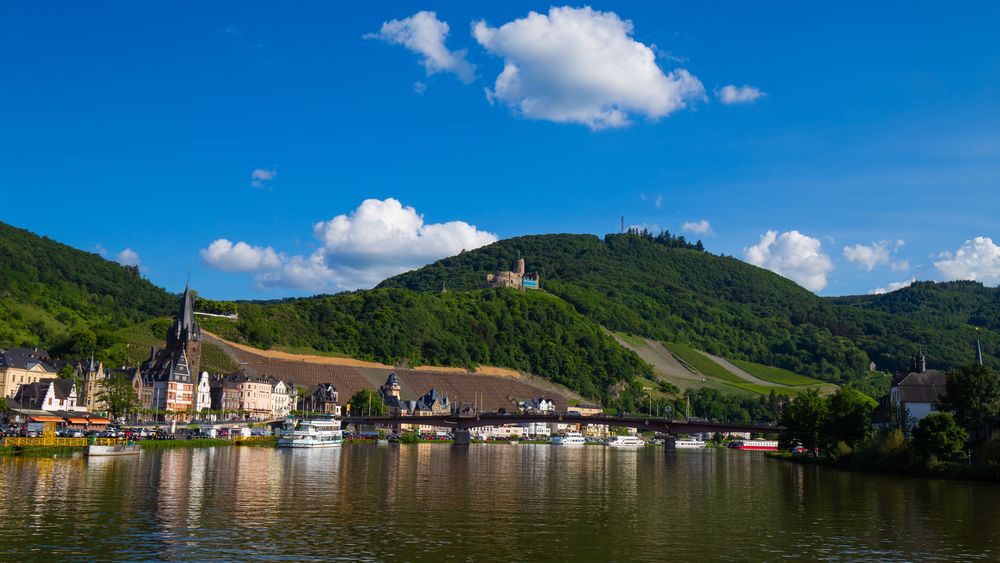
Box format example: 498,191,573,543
86,443,141,457
551,431,586,446
675,438,706,449
278,418,343,448
728,439,778,451
605,435,645,448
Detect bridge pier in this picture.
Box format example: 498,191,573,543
663,435,676,453
453,428,471,446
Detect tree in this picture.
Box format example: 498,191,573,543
97,373,139,419
942,364,1000,441
58,364,75,379
911,412,968,464
348,389,386,417
887,399,916,437
822,388,875,449
779,388,827,454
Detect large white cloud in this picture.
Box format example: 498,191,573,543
200,239,281,272
934,237,1000,285
472,6,705,129
743,230,834,292
716,84,765,105
201,198,498,292
366,11,475,83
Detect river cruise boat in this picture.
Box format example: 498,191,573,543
85,443,141,457
674,438,706,449
605,435,645,448
728,439,778,451
278,418,343,448
551,431,586,446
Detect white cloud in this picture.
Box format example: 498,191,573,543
681,220,712,235
413,81,427,94
843,241,892,271
200,239,281,272
843,239,909,272
201,198,498,292
251,168,276,189
472,6,705,130
366,11,475,83
92,244,108,258
934,237,1000,285
870,277,917,295
716,84,765,105
743,230,833,292
654,194,663,210
115,248,140,267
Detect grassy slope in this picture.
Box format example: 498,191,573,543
729,359,821,386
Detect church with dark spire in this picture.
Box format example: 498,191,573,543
139,284,202,416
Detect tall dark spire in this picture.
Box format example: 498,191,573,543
178,283,196,335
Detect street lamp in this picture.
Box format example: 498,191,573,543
664,405,672,420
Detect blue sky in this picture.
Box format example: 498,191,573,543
1,2,998,299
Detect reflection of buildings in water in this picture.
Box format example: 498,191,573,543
155,449,195,534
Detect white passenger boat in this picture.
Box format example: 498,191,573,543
86,443,141,457
277,418,343,448
551,431,586,446
605,435,645,448
675,438,706,449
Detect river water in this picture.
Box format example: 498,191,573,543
2,445,998,561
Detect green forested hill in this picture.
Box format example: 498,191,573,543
200,288,653,404
381,233,998,384
0,221,175,353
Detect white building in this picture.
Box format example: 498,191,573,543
875,351,949,429
196,371,212,413
520,422,551,437
11,378,87,413
271,379,292,418
473,424,526,440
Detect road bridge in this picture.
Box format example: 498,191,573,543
343,413,780,447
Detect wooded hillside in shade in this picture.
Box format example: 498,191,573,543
381,233,999,385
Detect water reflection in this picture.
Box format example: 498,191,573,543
1,446,998,561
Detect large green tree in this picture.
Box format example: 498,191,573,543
97,374,139,419
779,388,828,454
822,387,875,449
942,364,1000,441
347,389,386,417
911,412,968,464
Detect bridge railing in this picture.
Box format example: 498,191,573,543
3,436,88,447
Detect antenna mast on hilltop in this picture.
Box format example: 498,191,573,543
620,216,624,234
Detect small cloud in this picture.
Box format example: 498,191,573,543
413,81,427,95
716,84,765,105
891,259,910,272
743,230,833,292
251,168,276,189
654,194,663,210
843,239,908,271
115,248,140,267
92,244,108,258
681,220,712,235
934,237,1000,285
200,239,282,272
365,11,475,84
870,277,917,295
